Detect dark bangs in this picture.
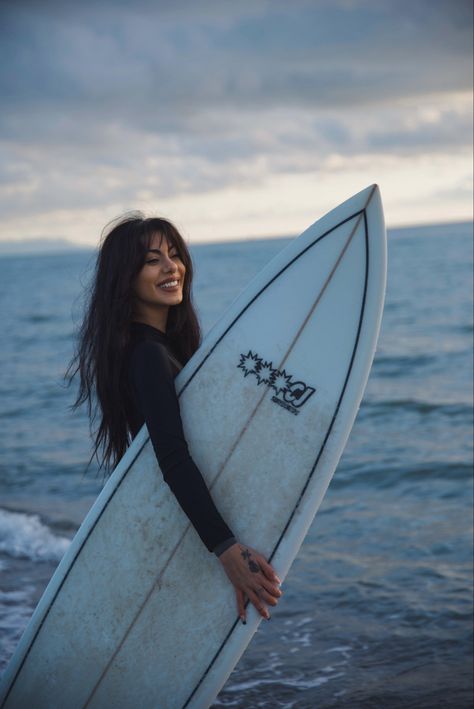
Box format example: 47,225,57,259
140,218,194,295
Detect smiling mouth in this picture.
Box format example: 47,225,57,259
158,279,180,290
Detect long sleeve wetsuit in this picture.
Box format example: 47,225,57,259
125,321,235,555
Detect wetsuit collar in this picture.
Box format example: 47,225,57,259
130,321,168,342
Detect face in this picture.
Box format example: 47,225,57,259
132,233,186,318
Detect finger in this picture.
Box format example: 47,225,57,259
258,557,282,585
235,588,246,624
254,585,279,607
247,588,270,620
259,576,283,599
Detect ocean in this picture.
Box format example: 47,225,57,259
0,221,473,708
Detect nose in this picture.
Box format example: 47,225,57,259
162,254,177,272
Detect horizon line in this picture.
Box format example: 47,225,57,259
0,216,472,252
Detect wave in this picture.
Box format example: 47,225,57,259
23,314,55,324
363,399,473,417
0,508,70,563
332,460,474,489
373,350,471,377
374,353,438,369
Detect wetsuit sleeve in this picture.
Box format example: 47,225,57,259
128,340,235,554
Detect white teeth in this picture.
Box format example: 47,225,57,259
159,280,178,289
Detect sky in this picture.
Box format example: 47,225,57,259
0,0,472,246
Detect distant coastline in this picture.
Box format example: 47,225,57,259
0,219,472,256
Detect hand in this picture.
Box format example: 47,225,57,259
218,543,282,622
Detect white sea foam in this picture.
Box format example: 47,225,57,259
0,508,70,562
224,671,346,693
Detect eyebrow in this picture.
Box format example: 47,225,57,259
147,246,178,254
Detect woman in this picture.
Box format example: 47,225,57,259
67,213,282,624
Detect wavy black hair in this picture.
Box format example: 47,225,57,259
65,213,201,475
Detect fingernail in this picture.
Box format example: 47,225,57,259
275,576,282,584
240,617,246,625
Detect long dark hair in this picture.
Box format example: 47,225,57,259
65,213,201,475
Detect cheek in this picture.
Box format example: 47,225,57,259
132,271,151,298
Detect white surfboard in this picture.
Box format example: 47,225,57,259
0,185,386,709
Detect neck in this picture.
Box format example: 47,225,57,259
132,304,169,333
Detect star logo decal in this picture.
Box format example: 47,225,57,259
272,369,292,395
237,350,262,378
256,361,274,386
237,349,316,415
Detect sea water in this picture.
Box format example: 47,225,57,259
0,222,472,708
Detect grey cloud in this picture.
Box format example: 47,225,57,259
1,101,470,223
368,111,473,153
0,0,472,224
1,0,471,123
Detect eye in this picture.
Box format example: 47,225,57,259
146,258,160,264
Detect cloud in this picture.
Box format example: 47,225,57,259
1,1,471,131
0,0,472,239
2,90,471,220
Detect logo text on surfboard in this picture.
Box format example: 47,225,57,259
237,350,316,415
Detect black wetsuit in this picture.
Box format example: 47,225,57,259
125,321,235,555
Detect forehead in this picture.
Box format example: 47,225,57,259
147,232,175,252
